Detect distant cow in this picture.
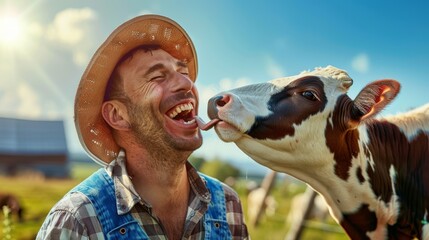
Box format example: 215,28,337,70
205,66,429,239
0,193,24,222
247,187,278,222
287,191,329,224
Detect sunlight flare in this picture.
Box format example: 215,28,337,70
0,11,23,45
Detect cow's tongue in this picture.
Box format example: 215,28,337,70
195,116,220,131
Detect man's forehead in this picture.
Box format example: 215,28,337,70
118,48,188,75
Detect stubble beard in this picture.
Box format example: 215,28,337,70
127,101,202,169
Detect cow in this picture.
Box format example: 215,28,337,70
0,193,24,222
247,187,278,222
287,190,329,224
197,66,429,239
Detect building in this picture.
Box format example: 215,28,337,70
0,117,70,178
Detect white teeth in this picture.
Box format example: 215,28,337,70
184,119,196,125
169,103,194,119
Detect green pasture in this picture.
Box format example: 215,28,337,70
0,163,347,240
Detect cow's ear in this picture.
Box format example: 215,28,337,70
350,79,400,122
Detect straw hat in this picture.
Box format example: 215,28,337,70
74,15,198,165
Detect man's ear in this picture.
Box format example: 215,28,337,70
101,100,131,131
350,79,400,122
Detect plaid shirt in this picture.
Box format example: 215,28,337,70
37,151,249,239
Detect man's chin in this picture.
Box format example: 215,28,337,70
165,121,202,147
176,136,203,151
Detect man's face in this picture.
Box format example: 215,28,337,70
117,48,202,153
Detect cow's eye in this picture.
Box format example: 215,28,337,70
301,91,318,101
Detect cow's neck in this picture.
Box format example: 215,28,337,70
362,120,428,236
296,119,427,239
239,106,428,238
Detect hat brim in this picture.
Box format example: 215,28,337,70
74,15,198,165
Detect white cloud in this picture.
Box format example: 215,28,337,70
46,8,96,46
351,53,370,73
0,79,67,120
266,56,285,78
73,49,91,67
219,78,233,90
28,22,44,37
219,77,251,91
0,82,42,118
36,8,98,67
17,83,41,117
139,10,153,15
0,91,14,112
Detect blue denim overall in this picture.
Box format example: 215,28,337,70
72,168,232,239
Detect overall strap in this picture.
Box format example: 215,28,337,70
200,173,233,239
71,168,148,239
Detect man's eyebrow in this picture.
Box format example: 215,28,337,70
143,61,188,76
176,60,188,69
144,63,165,76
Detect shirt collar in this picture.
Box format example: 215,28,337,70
106,149,211,215
186,163,211,203
106,150,142,215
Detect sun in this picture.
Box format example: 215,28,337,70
0,11,23,46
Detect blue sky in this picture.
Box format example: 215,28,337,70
1,0,428,171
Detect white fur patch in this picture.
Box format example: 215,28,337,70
365,165,400,239
382,103,429,141
423,224,429,240
384,165,400,225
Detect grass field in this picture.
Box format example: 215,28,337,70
0,163,348,239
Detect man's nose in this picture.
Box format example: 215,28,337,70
171,72,194,92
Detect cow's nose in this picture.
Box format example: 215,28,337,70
215,94,230,107
208,94,231,119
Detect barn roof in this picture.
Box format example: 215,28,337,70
0,117,67,155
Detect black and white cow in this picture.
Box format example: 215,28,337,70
200,66,429,239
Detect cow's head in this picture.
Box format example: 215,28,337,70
206,66,400,173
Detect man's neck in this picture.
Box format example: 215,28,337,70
125,147,191,238
125,147,190,204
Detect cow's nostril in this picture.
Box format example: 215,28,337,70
216,95,230,107
217,99,226,107
208,95,231,119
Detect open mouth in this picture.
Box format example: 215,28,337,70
167,102,196,125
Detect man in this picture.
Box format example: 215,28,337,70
37,15,249,239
